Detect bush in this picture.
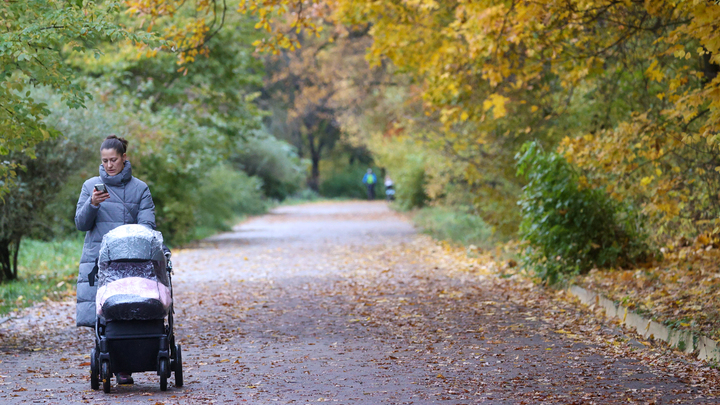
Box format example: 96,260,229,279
195,164,266,232
231,133,306,200
0,96,97,280
413,205,493,248
319,164,385,199
290,188,321,202
28,83,262,246
369,137,427,209
393,153,428,210
516,141,650,284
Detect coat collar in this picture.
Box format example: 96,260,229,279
99,160,133,186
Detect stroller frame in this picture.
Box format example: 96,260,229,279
89,263,183,393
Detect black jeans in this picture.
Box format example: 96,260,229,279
366,184,376,200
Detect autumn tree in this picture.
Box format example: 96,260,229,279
262,22,380,190
0,0,155,197
116,0,720,243
328,0,720,240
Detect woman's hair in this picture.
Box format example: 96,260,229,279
100,135,128,155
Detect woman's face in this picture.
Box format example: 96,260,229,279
101,149,126,176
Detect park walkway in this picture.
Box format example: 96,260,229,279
1,201,718,404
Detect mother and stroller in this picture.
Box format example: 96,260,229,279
75,135,156,385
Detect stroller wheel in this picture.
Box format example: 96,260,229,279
90,349,99,390
159,358,168,391
174,345,183,387
101,360,111,393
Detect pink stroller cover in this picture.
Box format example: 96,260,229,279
95,225,171,321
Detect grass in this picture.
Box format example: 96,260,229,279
411,205,495,250
0,237,82,316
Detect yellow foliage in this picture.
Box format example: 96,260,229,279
121,0,720,242
482,94,509,119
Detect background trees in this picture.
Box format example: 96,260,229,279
4,0,720,284
262,24,380,191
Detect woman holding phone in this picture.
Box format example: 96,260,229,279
74,135,156,384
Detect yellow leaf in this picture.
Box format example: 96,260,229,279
645,60,664,82
483,94,509,119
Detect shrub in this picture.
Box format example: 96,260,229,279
195,164,266,232
516,141,650,284
29,83,262,246
393,153,428,210
0,136,94,280
231,133,306,200
319,164,385,199
369,137,427,210
290,188,321,202
413,205,493,248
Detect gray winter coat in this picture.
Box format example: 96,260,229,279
75,161,156,327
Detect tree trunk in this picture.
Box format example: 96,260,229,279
306,132,324,192
0,237,19,282
11,238,19,280
309,154,320,192
703,51,719,84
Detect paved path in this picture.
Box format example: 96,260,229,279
1,201,719,404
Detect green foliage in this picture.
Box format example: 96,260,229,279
516,141,650,284
472,179,523,240
0,1,157,196
369,137,428,210
26,83,266,246
413,206,493,249
195,164,266,232
128,106,227,245
0,116,95,280
69,10,265,142
319,164,384,200
391,154,428,211
231,133,306,200
282,189,322,205
0,237,81,315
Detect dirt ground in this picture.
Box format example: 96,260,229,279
1,201,720,404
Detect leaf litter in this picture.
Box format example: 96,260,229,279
575,234,720,341
0,202,718,403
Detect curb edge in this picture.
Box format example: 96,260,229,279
567,285,720,362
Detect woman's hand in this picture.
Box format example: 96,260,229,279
91,189,110,206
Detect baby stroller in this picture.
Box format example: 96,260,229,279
88,224,183,393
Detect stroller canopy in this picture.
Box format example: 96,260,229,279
96,225,171,321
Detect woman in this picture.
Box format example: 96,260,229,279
75,135,156,384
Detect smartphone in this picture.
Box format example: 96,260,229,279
94,183,107,193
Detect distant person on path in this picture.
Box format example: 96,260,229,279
75,135,157,385
362,168,377,200
384,175,395,201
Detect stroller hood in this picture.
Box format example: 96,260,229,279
98,224,166,264
96,225,171,321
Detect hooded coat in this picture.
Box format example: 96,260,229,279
75,161,156,327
